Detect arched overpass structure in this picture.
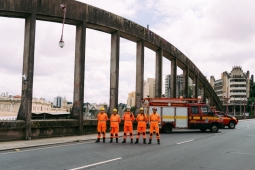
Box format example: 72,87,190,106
0,0,223,139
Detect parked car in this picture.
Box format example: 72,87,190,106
214,111,238,129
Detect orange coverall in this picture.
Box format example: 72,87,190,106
149,113,161,140
136,114,148,139
97,112,108,138
110,114,121,139
122,112,134,139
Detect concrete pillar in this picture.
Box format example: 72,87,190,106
208,96,213,107
72,21,86,135
170,57,177,98
201,85,206,103
135,40,144,115
193,75,198,98
182,66,189,98
155,48,163,98
109,31,120,116
17,10,36,140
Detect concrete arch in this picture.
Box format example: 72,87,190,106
0,0,223,138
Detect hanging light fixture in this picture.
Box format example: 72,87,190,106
59,4,67,48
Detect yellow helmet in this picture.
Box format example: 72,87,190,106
113,108,117,112
140,107,144,111
99,107,105,111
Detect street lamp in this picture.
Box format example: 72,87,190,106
59,4,67,48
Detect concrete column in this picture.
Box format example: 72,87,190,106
201,85,206,102
135,40,144,115
193,75,198,98
155,48,163,98
208,96,213,107
109,31,120,116
72,21,86,135
17,10,36,140
170,57,177,98
182,66,189,98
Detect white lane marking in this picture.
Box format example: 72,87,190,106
69,157,122,170
177,139,194,145
215,133,221,136
0,141,94,155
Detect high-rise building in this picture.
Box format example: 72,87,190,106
164,74,184,98
210,66,253,115
53,96,62,108
127,91,136,107
165,74,194,98
143,78,155,98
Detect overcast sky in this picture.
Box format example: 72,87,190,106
0,0,254,104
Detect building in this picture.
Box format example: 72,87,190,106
210,66,253,115
165,74,193,98
53,96,62,108
0,94,52,116
127,91,136,107
143,78,155,98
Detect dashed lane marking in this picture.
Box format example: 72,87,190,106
69,157,122,170
177,139,194,145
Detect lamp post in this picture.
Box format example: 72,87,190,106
59,4,67,48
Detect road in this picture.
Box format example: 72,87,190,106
0,119,255,170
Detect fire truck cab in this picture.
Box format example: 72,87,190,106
143,98,224,133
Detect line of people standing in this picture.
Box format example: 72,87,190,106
95,106,161,144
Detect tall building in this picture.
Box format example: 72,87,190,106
165,74,184,98
127,91,136,107
143,78,155,98
53,96,62,108
210,66,253,115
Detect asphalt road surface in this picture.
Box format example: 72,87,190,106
0,119,255,170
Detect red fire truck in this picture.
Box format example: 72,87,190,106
142,98,224,133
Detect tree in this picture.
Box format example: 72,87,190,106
179,86,193,98
250,84,255,98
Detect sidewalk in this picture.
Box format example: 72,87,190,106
0,130,144,151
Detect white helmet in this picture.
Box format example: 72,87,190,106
127,106,131,109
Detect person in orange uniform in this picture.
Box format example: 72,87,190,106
122,106,135,143
95,107,108,143
135,107,148,144
110,108,121,143
148,107,161,144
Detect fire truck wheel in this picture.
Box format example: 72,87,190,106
200,129,206,132
163,124,172,133
210,124,218,133
228,121,236,129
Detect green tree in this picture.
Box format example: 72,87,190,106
179,86,193,98
250,84,255,98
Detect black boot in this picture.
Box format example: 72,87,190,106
122,139,126,143
157,139,160,145
135,138,139,144
110,138,113,143
95,138,100,143
143,139,147,144
148,139,152,144
103,137,105,143
130,139,133,143
116,138,118,143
